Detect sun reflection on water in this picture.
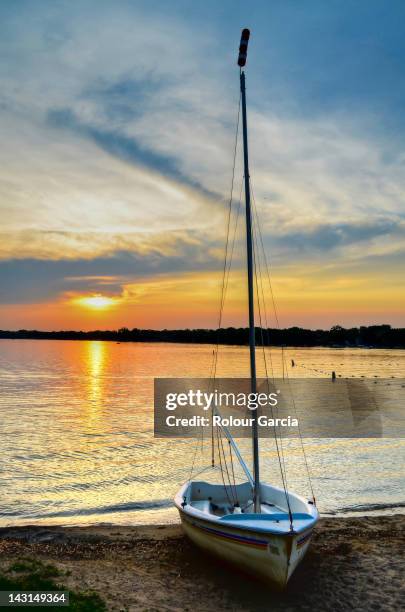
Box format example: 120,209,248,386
86,341,106,424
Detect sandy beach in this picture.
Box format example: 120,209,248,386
0,515,403,611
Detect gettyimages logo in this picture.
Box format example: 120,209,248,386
165,388,280,411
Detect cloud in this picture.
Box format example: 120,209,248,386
0,1,404,326
46,106,216,198
265,218,404,256
0,232,222,304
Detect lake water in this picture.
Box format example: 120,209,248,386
0,339,404,526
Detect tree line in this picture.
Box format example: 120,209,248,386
0,324,404,348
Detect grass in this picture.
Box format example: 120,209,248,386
8,559,60,577
0,558,106,611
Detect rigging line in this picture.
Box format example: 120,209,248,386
218,429,238,505
215,427,231,504
218,425,238,504
252,238,316,506
210,90,241,383
210,177,253,495
250,183,316,504
187,415,206,482
251,202,271,359
206,90,241,472
228,440,239,505
252,224,293,524
191,464,221,480
249,185,285,379
209,92,241,473
280,356,317,503
249,192,306,500
250,191,281,329
249,182,286,375
211,400,215,467
251,204,275,381
223,177,244,301
219,98,240,321
216,425,237,506
251,198,287,472
253,236,293,529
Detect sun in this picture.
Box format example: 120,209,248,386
74,295,117,310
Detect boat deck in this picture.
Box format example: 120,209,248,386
189,499,314,534
220,511,314,533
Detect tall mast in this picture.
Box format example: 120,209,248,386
238,29,260,513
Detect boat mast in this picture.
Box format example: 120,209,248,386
238,29,261,513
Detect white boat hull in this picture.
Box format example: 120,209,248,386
175,481,317,589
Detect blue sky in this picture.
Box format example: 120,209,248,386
0,1,404,329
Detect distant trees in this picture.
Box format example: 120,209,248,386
0,324,404,348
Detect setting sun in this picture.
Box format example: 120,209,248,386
74,295,118,309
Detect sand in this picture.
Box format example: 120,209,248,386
0,516,404,611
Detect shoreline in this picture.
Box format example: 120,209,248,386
1,515,403,611
2,502,404,530
1,325,404,350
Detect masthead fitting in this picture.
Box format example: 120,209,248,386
237,28,250,67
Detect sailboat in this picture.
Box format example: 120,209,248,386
174,29,318,589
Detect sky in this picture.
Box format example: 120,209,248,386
0,0,404,331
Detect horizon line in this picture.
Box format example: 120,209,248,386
0,323,399,334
